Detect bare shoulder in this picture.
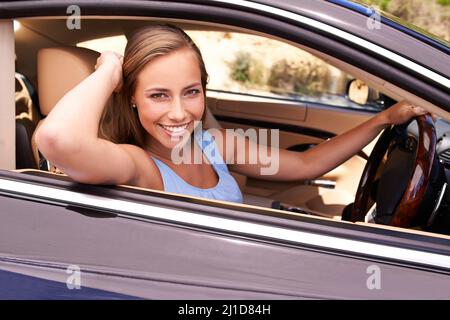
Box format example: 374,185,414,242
117,144,163,190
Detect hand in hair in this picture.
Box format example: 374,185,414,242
95,51,124,92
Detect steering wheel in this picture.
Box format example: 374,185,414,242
349,114,437,228
15,79,33,119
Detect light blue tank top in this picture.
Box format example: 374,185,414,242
151,130,243,203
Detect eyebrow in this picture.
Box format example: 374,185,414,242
144,82,201,93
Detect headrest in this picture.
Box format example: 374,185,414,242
37,46,99,116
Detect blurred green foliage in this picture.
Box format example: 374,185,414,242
229,51,332,96
360,0,450,8
229,51,251,83
229,51,265,85
268,59,330,96
361,0,391,10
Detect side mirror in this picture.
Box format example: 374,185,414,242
346,79,396,110
347,79,369,105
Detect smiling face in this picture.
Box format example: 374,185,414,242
132,48,205,151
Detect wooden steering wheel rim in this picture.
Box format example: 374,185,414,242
351,114,436,227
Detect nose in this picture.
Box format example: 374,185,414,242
167,97,187,122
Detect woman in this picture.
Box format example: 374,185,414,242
35,24,426,204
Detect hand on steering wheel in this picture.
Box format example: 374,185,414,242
348,114,438,228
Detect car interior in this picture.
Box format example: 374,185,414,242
7,17,450,228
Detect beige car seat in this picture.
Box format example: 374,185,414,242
33,47,99,173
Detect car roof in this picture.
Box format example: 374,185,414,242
4,0,450,86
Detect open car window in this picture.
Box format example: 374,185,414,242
77,30,388,112
10,15,450,229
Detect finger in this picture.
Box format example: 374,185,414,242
95,56,102,70
114,78,123,93
114,83,123,93
411,105,426,115
112,52,122,60
431,113,440,122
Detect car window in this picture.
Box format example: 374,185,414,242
187,30,387,112
77,31,388,112
8,13,449,245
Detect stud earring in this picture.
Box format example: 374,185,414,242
131,103,137,109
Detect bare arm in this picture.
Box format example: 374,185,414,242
35,52,154,186
228,101,427,181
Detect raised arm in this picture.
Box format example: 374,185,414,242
227,101,427,181
35,52,149,186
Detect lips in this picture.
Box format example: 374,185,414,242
157,121,192,137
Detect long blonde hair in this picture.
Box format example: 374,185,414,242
99,24,209,148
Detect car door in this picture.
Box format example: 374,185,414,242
1,169,450,299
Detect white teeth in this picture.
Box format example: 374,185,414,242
159,123,189,134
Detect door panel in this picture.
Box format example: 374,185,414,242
1,177,449,299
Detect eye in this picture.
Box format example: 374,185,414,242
185,88,201,97
149,92,168,100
